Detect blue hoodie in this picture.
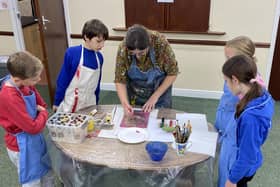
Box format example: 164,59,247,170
228,91,274,183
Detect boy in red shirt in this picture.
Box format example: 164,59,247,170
0,51,54,186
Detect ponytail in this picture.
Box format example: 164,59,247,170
222,55,262,117
235,81,263,117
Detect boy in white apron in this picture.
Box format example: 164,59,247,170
0,51,54,187
51,19,108,186
53,19,109,113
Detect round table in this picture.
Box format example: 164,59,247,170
47,105,214,187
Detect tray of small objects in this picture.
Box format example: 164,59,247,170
47,112,89,143
88,109,115,130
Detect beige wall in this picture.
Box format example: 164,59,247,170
0,10,17,54
69,0,276,98
1,0,277,98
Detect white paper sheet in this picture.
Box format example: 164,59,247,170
98,129,117,139
147,118,174,142
98,106,159,139
187,131,218,157
176,113,209,132
98,107,218,157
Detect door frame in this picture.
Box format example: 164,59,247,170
8,0,25,50
61,0,72,46
266,0,280,87
9,0,71,104
9,0,71,52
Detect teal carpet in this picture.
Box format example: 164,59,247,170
0,89,279,187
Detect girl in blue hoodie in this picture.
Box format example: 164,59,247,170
216,36,266,187
222,55,274,187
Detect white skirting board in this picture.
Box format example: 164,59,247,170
100,83,223,100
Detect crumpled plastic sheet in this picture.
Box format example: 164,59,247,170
46,136,214,187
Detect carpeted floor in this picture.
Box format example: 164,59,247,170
0,89,279,187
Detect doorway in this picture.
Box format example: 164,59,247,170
17,0,69,104
268,16,280,100
18,0,46,83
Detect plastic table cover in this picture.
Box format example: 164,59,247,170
46,105,215,187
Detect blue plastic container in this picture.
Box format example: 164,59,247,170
145,141,168,161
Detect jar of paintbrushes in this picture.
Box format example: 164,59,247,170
173,120,192,156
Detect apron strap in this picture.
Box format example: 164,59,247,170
70,46,101,112
72,88,79,113
7,78,24,96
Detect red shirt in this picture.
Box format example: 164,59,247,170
0,85,48,151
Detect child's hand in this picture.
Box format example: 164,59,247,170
225,180,236,187
52,105,58,112
37,105,46,112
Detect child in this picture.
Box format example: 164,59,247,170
0,51,54,186
215,36,265,187
51,19,108,186
53,19,109,112
222,55,274,187
215,36,261,137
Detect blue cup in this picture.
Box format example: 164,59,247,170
145,141,168,161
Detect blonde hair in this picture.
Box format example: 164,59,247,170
225,36,256,62
7,51,43,79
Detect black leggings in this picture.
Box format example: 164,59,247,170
237,175,255,187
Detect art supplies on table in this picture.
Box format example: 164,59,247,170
160,118,177,132
173,120,192,143
88,107,116,130
120,109,150,128
47,112,89,143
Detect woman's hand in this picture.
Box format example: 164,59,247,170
142,75,177,112
123,102,134,116
142,95,158,112
115,83,133,114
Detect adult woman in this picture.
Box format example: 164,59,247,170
114,24,179,114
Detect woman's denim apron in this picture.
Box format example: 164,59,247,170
9,79,50,184
127,48,172,108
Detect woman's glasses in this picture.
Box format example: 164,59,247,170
128,48,149,56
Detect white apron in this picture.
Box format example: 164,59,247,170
57,46,100,112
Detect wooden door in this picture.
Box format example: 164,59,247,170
269,17,280,100
166,0,210,32
21,24,48,85
33,0,68,104
18,0,47,85
124,0,165,30
124,0,210,32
